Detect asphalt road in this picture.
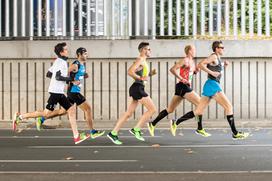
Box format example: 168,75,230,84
1,128,272,181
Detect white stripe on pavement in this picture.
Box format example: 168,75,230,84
0,160,137,163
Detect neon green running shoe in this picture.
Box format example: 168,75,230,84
129,128,145,141
90,130,105,139
107,132,123,145
36,117,45,131
147,122,155,137
195,129,211,137
170,119,177,136
232,132,249,140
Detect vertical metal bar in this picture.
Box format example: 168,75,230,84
176,0,180,36
95,0,99,36
225,0,229,36
128,0,132,36
5,0,9,37
192,0,197,36
152,0,156,37
160,0,164,36
144,0,148,36
265,0,270,36
63,0,66,36
168,0,172,35
103,0,107,36
233,0,237,37
87,0,91,36
184,0,189,36
29,0,33,38
54,0,58,36
78,0,83,36
135,0,140,36
217,0,221,36
201,0,205,35
249,0,254,37
13,0,17,37
111,0,115,37
209,0,213,36
38,0,42,36
70,0,74,38
241,0,245,36
46,0,50,36
257,0,262,36
120,0,123,36
0,0,1,37
22,0,26,37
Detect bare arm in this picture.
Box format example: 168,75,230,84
170,58,188,83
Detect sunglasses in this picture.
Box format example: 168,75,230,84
218,46,224,49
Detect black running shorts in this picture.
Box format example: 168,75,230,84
129,82,148,100
67,92,86,106
46,93,72,111
174,82,193,98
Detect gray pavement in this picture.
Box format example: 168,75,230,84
1,128,272,181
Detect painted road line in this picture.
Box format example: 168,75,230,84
0,160,137,163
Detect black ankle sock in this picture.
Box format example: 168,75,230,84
176,111,195,125
195,115,203,130
151,109,168,126
227,115,238,135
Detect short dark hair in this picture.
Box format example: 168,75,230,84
76,47,87,56
54,42,67,57
212,41,223,52
138,42,149,51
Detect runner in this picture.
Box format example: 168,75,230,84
147,45,210,137
194,41,249,140
107,42,157,145
36,47,105,139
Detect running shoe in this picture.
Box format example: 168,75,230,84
36,116,45,131
90,129,105,139
12,112,21,132
74,132,90,144
147,122,155,137
170,119,177,136
232,132,249,140
129,128,145,141
195,129,211,137
107,132,122,145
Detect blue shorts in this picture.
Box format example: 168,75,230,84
202,79,222,97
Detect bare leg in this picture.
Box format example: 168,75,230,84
213,92,233,115
78,101,93,130
135,96,156,128
166,95,183,113
184,91,200,106
112,98,138,133
66,105,79,137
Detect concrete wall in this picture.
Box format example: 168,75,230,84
0,40,272,127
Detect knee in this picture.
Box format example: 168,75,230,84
194,109,202,116
225,104,233,113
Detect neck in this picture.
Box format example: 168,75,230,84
59,55,68,60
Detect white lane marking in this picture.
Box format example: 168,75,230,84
0,160,137,163
1,170,272,174
28,144,272,149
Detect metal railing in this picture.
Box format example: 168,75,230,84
0,0,271,40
